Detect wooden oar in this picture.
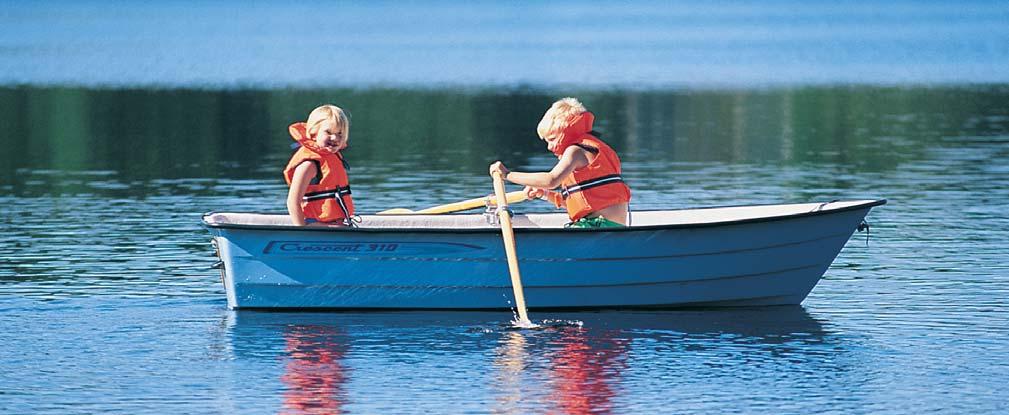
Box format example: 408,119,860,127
377,190,527,215
491,171,532,326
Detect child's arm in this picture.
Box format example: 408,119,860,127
490,146,592,189
542,190,564,208
286,161,317,226
524,186,565,208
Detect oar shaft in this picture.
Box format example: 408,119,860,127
492,172,531,324
416,190,526,214
377,190,528,215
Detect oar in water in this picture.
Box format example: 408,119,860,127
490,171,533,327
377,190,527,215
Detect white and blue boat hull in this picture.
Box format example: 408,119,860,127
203,200,884,309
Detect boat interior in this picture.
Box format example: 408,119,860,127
203,200,882,230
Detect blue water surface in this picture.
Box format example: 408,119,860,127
2,131,1008,413
1,0,1007,88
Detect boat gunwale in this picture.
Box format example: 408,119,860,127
227,298,810,311
202,199,886,234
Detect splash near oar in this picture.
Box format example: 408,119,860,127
490,171,534,327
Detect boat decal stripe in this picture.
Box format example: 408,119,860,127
263,232,850,262
527,263,827,288
240,263,828,290
561,174,624,199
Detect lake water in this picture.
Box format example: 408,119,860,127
3,0,1008,88
2,2,1009,414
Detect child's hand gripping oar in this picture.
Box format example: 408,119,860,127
377,190,528,215
490,171,534,327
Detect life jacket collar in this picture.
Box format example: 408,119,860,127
289,122,337,155
550,112,595,156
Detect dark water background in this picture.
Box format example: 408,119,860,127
2,1,1009,414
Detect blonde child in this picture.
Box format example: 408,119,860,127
489,98,631,228
284,105,355,226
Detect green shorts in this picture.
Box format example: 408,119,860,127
565,216,625,228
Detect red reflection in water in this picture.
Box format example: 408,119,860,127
549,330,628,415
280,325,349,415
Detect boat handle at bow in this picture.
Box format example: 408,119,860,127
858,219,871,246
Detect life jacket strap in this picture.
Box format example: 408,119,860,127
303,185,354,224
573,143,599,154
302,185,352,202
560,174,624,200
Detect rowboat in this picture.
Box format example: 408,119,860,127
202,199,885,310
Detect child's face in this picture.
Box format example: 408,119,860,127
541,133,559,152
312,119,346,153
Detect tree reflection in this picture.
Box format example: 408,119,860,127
4,85,1005,191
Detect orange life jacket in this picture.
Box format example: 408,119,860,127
547,112,631,221
283,123,354,223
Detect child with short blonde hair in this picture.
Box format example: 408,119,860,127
489,98,631,227
283,105,355,226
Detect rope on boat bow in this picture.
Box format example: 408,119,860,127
813,200,872,246
857,219,870,246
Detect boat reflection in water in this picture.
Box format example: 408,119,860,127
548,327,629,415
280,325,349,415
490,306,832,414
493,331,531,413
491,323,630,415
222,307,834,413
221,312,354,415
